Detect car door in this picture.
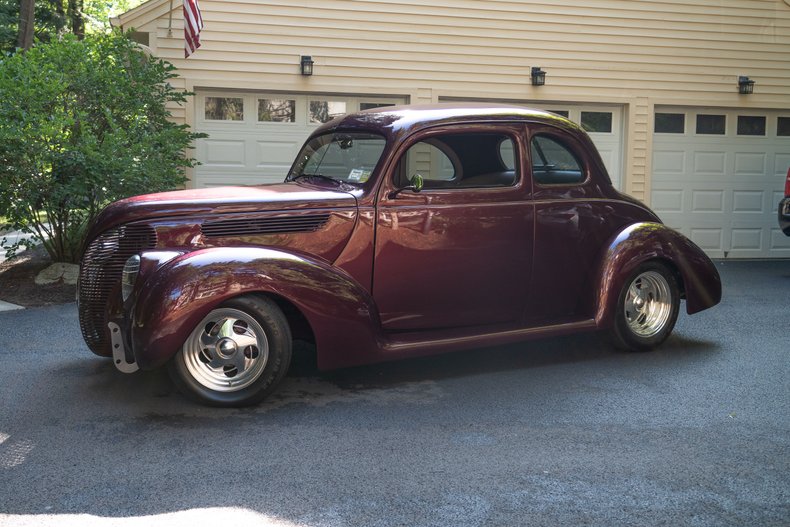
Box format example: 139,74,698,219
373,124,534,332
526,125,625,323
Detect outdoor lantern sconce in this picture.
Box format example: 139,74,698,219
300,55,314,76
738,76,754,94
531,67,546,86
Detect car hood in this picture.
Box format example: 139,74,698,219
85,182,359,244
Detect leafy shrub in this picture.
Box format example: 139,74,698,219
0,31,202,263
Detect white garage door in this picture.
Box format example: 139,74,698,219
194,92,405,188
651,107,790,258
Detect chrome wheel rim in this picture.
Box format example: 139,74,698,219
182,308,269,392
624,271,672,338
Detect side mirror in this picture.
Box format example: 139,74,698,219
389,174,424,198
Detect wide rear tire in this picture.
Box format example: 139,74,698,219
609,261,680,352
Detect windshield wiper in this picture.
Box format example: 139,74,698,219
286,173,336,184
286,173,360,189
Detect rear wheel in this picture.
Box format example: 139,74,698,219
609,261,679,352
168,295,291,407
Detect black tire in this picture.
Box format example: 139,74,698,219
608,261,680,352
168,295,292,407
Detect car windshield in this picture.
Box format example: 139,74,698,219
287,132,386,185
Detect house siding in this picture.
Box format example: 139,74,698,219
118,0,790,202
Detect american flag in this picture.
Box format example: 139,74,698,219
184,0,203,58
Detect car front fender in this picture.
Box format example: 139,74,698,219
129,247,382,370
594,222,722,328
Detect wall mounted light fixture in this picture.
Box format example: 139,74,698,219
300,55,314,76
531,67,546,86
738,76,754,94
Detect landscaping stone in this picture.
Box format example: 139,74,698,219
35,262,80,285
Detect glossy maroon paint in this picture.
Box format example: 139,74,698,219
82,184,360,251
79,104,722,371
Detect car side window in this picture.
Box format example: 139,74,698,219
396,133,518,189
530,135,584,185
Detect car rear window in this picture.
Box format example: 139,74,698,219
530,135,584,185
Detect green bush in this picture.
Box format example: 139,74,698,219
0,31,202,263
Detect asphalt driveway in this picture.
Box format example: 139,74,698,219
0,260,788,526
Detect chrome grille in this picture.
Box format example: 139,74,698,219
201,214,330,238
78,224,156,354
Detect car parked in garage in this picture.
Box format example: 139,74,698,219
77,104,722,407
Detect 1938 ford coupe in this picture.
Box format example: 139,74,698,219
78,104,721,406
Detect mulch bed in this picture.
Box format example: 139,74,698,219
0,245,77,307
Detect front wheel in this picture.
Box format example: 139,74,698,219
608,261,680,352
168,295,292,407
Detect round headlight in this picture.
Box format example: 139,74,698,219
121,255,141,302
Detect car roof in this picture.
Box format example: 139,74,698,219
313,103,583,140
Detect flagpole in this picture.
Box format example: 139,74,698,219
167,0,174,37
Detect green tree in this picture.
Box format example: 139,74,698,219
0,31,202,263
1,0,146,53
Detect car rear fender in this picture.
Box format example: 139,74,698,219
130,247,383,370
594,222,722,328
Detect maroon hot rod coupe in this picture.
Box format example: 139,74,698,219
78,104,721,406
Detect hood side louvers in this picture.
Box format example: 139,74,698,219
201,214,331,238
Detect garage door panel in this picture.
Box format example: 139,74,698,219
693,151,727,175
595,147,616,174
202,139,246,167
776,153,790,174
730,229,763,251
732,191,764,213
255,140,301,166
197,173,282,186
734,152,766,175
652,151,685,175
652,107,788,258
652,190,683,213
689,228,724,253
770,230,790,252
691,190,724,212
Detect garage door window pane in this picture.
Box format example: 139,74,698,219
581,112,612,133
778,117,790,137
549,110,569,118
310,101,347,123
737,116,766,136
205,97,244,121
655,113,685,133
360,102,396,110
258,99,295,122
696,114,725,135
